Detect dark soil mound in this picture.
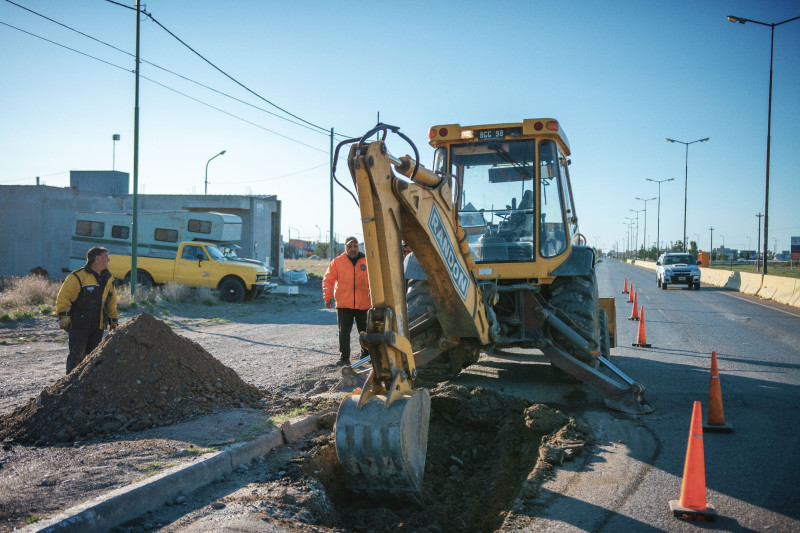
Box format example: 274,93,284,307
0,313,262,444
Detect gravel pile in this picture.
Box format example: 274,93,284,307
0,313,262,444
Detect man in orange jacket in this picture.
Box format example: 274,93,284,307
322,236,371,365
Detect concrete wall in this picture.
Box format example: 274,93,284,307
0,185,282,279
626,259,800,308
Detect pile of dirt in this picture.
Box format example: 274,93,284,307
0,313,262,444
249,383,591,532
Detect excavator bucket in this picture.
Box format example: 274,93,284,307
335,389,431,503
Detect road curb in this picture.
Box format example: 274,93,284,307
25,408,335,533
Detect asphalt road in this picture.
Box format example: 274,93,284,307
505,258,800,532
105,259,800,532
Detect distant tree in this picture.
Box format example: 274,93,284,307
284,243,298,259
689,241,699,257
315,243,330,259
669,240,684,252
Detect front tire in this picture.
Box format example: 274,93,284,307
123,271,153,289
661,281,668,290
545,271,601,366
219,278,246,303
407,280,477,381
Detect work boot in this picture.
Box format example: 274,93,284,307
336,357,350,366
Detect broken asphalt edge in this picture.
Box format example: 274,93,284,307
24,407,336,533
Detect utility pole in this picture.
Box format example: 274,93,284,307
329,128,335,260
756,213,764,272
131,0,142,297
709,226,715,262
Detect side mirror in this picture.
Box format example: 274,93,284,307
656,261,661,266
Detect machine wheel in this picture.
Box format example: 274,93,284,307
657,277,661,288
694,282,701,290
123,271,153,289
219,278,246,303
545,271,600,366
661,281,668,290
598,309,610,358
406,280,477,381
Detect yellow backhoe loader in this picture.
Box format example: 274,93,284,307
332,121,653,503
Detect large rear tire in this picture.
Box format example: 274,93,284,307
545,271,601,366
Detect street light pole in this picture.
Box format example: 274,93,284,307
646,178,674,257
728,14,800,275
629,209,644,255
666,137,709,252
624,217,635,259
709,226,715,261
756,212,763,272
204,150,226,195
635,196,656,255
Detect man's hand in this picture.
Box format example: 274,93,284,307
58,316,71,331
324,299,333,309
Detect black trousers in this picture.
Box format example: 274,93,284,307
66,328,104,374
337,308,368,361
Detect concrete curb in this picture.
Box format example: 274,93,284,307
26,408,336,533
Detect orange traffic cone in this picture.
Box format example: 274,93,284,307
622,276,629,294
627,284,635,303
703,351,732,433
628,291,640,320
632,305,650,347
670,401,717,520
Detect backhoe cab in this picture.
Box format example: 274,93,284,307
333,121,653,504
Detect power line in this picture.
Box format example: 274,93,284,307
104,0,337,137
0,170,69,184
215,163,331,185
0,20,331,153
5,0,352,139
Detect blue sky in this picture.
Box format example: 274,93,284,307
1,0,798,254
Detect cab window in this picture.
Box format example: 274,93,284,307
539,140,567,258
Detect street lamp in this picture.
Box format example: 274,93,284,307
112,134,120,171
204,150,226,195
624,217,635,259
727,14,800,275
666,137,709,252
635,196,656,254
629,209,644,255
646,178,673,256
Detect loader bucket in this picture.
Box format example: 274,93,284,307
335,389,431,503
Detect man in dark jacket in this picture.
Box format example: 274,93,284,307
322,237,371,365
56,247,119,373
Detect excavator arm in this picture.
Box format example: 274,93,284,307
335,137,493,502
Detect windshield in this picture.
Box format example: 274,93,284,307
452,140,535,262
206,246,226,261
665,255,693,265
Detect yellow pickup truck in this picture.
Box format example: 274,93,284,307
109,241,273,302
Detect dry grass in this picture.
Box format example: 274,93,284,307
0,276,60,311
284,258,329,278
116,283,220,310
